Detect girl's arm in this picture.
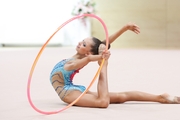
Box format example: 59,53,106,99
103,22,140,44
65,55,102,71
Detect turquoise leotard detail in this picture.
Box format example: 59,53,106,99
50,59,86,98
50,59,75,84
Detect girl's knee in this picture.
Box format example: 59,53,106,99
118,93,128,103
98,98,110,108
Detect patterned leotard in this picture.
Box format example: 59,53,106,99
50,59,86,100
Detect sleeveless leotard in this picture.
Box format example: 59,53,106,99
50,59,86,100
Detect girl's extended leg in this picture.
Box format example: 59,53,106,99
109,91,180,104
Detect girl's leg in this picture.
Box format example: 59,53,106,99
109,91,180,104
63,59,110,108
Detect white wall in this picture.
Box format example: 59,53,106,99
0,0,81,46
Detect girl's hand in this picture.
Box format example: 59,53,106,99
126,22,140,34
102,50,111,60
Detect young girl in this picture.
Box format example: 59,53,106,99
50,23,180,108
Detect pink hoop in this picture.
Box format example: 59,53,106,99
27,14,109,114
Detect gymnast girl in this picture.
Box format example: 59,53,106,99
50,23,180,108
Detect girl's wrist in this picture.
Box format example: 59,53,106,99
123,25,129,31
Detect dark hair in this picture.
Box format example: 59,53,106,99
90,37,111,55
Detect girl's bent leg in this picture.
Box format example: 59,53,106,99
63,60,110,108
63,90,109,108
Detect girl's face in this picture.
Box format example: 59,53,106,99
76,37,94,55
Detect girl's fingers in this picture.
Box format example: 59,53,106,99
134,29,140,34
102,51,111,59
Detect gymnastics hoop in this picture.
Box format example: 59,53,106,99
27,14,109,115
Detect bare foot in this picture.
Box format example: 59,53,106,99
99,44,106,55
161,93,180,104
98,44,106,65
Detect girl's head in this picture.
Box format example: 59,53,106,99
76,37,110,55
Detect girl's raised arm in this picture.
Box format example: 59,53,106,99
103,23,140,44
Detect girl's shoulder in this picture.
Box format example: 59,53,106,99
63,57,78,66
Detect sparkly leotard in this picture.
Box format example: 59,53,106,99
50,59,86,100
